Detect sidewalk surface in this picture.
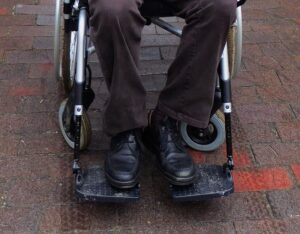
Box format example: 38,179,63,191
0,0,300,233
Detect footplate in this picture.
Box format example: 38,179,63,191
75,166,140,203
170,165,234,202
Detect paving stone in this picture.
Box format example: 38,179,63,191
141,34,180,47
232,86,262,105
282,40,300,56
242,55,282,71
0,136,20,156
142,25,156,35
0,78,49,97
0,7,10,15
0,64,30,80
257,83,300,103
267,189,300,218
152,192,272,224
233,167,292,192
36,14,54,25
39,0,55,5
0,26,54,37
1,0,36,8
243,9,270,20
233,70,282,87
3,176,66,206
99,222,235,234
243,31,281,44
0,207,39,233
32,36,53,49
259,43,293,59
18,133,71,154
234,218,300,234
243,43,264,57
276,122,300,142
268,7,300,19
29,63,54,78
1,154,71,180
239,122,280,143
0,37,33,50
0,49,4,62
291,103,300,119
291,164,300,183
140,60,171,75
140,47,161,61
0,113,57,135
5,50,52,64
38,204,95,233
160,46,178,60
15,4,55,15
252,143,300,165
235,104,295,124
146,92,160,109
277,69,300,84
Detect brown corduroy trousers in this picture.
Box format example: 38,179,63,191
88,0,236,136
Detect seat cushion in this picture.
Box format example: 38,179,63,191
140,0,175,17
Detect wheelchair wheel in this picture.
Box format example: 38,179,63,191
227,7,243,79
53,0,78,93
62,31,77,93
58,98,92,150
180,111,225,152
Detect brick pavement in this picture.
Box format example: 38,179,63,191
0,0,300,233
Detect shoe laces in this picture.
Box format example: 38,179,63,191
160,117,186,151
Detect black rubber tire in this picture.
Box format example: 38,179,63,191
180,111,225,152
58,98,92,150
61,31,74,93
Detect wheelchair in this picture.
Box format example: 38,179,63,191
54,0,247,202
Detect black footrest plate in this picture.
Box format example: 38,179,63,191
171,165,234,202
75,166,140,203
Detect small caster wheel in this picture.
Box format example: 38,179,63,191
180,111,225,152
58,98,92,150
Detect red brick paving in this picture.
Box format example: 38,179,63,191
0,8,9,16
291,164,300,182
0,0,300,233
233,167,292,192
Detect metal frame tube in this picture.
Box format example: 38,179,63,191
54,0,63,80
75,7,87,85
219,44,234,170
151,18,182,37
73,6,87,168
235,7,243,76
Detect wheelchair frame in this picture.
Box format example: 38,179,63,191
54,0,247,202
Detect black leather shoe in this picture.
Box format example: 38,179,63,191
105,129,142,189
143,110,196,186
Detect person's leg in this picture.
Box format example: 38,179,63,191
144,0,236,186
88,0,147,137
158,0,236,128
88,0,146,188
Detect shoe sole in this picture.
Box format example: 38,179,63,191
105,172,139,189
157,163,196,186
